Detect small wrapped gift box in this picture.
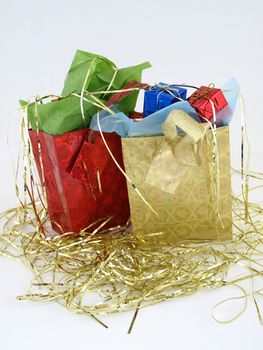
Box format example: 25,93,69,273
143,83,187,117
188,86,228,121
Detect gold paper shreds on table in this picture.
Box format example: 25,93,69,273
1,175,263,330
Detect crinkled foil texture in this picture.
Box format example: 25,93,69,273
0,189,262,324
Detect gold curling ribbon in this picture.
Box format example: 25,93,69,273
188,83,215,105
2,74,260,331
144,109,210,194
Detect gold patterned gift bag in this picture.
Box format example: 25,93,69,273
121,110,232,243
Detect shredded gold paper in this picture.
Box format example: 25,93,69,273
1,173,263,332
1,83,262,332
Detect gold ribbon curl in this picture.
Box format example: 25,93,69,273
145,109,210,194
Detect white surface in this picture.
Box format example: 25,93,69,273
1,0,263,348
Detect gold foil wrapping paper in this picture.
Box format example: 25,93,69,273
121,124,232,243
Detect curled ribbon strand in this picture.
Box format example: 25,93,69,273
2,67,262,332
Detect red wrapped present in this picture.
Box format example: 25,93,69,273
29,128,130,234
188,85,228,121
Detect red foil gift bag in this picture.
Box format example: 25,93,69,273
29,128,130,234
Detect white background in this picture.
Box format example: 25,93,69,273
1,0,263,349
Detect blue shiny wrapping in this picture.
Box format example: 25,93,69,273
143,83,187,117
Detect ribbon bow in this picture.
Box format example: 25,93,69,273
150,83,182,105
188,83,216,105
144,109,210,194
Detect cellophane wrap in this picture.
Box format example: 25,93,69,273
122,126,232,242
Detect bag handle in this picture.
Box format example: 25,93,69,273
162,109,209,143
144,110,210,195
105,80,149,107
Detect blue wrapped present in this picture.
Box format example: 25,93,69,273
143,83,187,117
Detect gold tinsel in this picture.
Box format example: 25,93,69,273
1,87,263,332
1,178,263,331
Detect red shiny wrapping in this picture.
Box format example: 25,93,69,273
29,128,130,234
105,81,149,107
129,111,144,120
188,86,228,121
